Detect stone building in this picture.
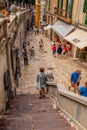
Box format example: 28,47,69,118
45,0,87,62
0,1,33,112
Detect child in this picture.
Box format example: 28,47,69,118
31,46,35,55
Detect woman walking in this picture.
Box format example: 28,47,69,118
57,45,62,58
39,39,44,52
37,67,47,99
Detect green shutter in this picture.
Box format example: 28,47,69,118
58,0,63,9
85,13,87,25
66,0,68,10
57,0,59,8
83,0,87,13
61,0,63,9
69,0,73,19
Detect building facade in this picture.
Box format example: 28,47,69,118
45,0,87,61
0,3,33,112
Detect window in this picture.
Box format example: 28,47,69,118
66,0,73,19
57,0,73,18
58,0,63,9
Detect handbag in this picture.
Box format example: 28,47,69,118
35,75,41,90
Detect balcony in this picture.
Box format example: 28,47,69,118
54,7,72,24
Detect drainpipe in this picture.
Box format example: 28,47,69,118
35,0,41,27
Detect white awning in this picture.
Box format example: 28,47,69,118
64,29,87,49
51,20,75,39
44,25,51,30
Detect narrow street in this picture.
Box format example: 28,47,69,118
0,32,87,130
18,32,87,94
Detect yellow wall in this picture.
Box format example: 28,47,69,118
35,0,41,27
72,0,85,25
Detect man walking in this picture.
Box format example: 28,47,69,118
79,82,87,97
69,69,81,93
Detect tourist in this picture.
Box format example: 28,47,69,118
23,49,28,65
57,45,62,58
66,43,71,56
36,67,47,99
30,46,35,56
52,44,57,57
69,69,81,93
62,45,68,58
39,39,44,52
79,82,87,97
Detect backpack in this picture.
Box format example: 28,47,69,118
40,74,47,87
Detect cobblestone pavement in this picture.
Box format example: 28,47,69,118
17,33,87,94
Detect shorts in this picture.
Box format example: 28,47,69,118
53,50,56,55
71,82,77,88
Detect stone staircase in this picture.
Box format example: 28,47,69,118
0,94,76,130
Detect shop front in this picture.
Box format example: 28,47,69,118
64,29,87,61
51,20,75,44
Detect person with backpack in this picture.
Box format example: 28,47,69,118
36,67,47,99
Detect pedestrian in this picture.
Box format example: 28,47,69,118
39,28,42,34
39,39,44,52
62,45,68,58
30,46,35,56
79,82,87,97
37,28,39,34
66,43,71,56
23,49,28,65
33,26,37,35
36,67,47,99
69,69,81,93
52,44,57,57
57,45,62,58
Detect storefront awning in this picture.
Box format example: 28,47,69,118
51,20,75,39
44,25,51,30
64,29,87,49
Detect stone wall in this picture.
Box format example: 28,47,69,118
47,82,87,130
0,8,33,112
